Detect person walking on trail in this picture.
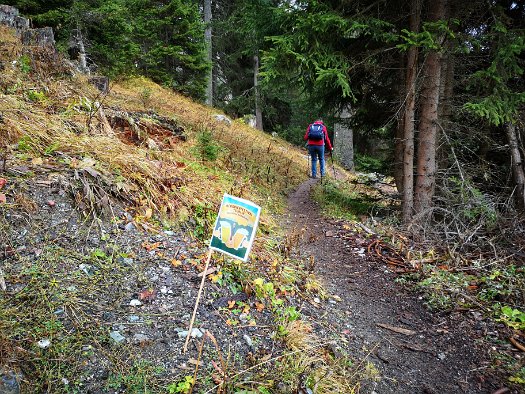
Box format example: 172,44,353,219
304,118,333,178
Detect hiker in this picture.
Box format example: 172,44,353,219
304,118,333,178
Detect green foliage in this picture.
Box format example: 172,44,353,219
18,54,32,74
167,376,194,394
107,360,162,393
26,90,47,103
417,269,473,310
196,130,221,161
17,136,33,152
464,21,525,126
354,153,385,173
498,306,525,330
312,180,377,220
509,368,525,385
131,0,209,100
192,202,216,240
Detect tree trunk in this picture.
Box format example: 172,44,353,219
254,53,263,131
402,0,421,223
333,104,354,170
414,0,447,217
204,0,213,106
76,28,89,74
506,123,525,211
394,53,406,194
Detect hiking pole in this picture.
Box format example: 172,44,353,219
307,152,311,177
331,150,336,179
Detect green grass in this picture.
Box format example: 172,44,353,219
312,179,379,220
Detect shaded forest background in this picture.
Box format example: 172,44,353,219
4,0,525,232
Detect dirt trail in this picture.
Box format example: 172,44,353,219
285,177,504,394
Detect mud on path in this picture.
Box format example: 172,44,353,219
284,177,508,394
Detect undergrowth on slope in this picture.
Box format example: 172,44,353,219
0,24,370,394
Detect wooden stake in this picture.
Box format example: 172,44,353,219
184,249,213,353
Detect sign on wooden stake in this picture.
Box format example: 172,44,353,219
184,194,261,352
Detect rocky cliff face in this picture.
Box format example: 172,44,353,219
0,5,55,48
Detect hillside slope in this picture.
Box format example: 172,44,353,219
1,23,346,393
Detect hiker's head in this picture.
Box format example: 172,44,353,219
315,118,323,123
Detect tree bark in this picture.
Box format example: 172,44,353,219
506,123,525,211
402,0,421,223
414,0,447,217
394,53,406,194
254,53,263,131
204,0,213,106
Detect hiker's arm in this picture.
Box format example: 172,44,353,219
324,127,333,150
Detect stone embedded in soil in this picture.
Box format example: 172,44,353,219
36,338,51,349
0,371,21,394
129,299,142,306
177,328,204,339
243,334,253,347
109,331,126,344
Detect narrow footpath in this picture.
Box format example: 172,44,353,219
284,177,506,394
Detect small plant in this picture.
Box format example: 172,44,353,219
192,203,216,239
498,305,525,330
168,376,194,394
26,90,47,103
417,268,473,310
140,87,153,108
196,129,221,161
17,136,33,152
18,54,32,74
509,367,525,385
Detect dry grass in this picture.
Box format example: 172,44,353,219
1,64,308,228
271,319,374,393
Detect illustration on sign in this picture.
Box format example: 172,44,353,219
210,194,261,261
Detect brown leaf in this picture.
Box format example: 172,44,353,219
255,302,265,312
227,300,236,309
138,289,156,302
0,194,6,204
141,241,161,251
0,178,6,190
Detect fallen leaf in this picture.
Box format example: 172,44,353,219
210,272,222,283
171,259,182,267
138,289,156,302
228,300,236,309
255,302,265,312
0,178,6,189
141,241,161,251
242,305,250,314
32,157,43,165
144,208,153,219
47,200,56,207
0,194,6,204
